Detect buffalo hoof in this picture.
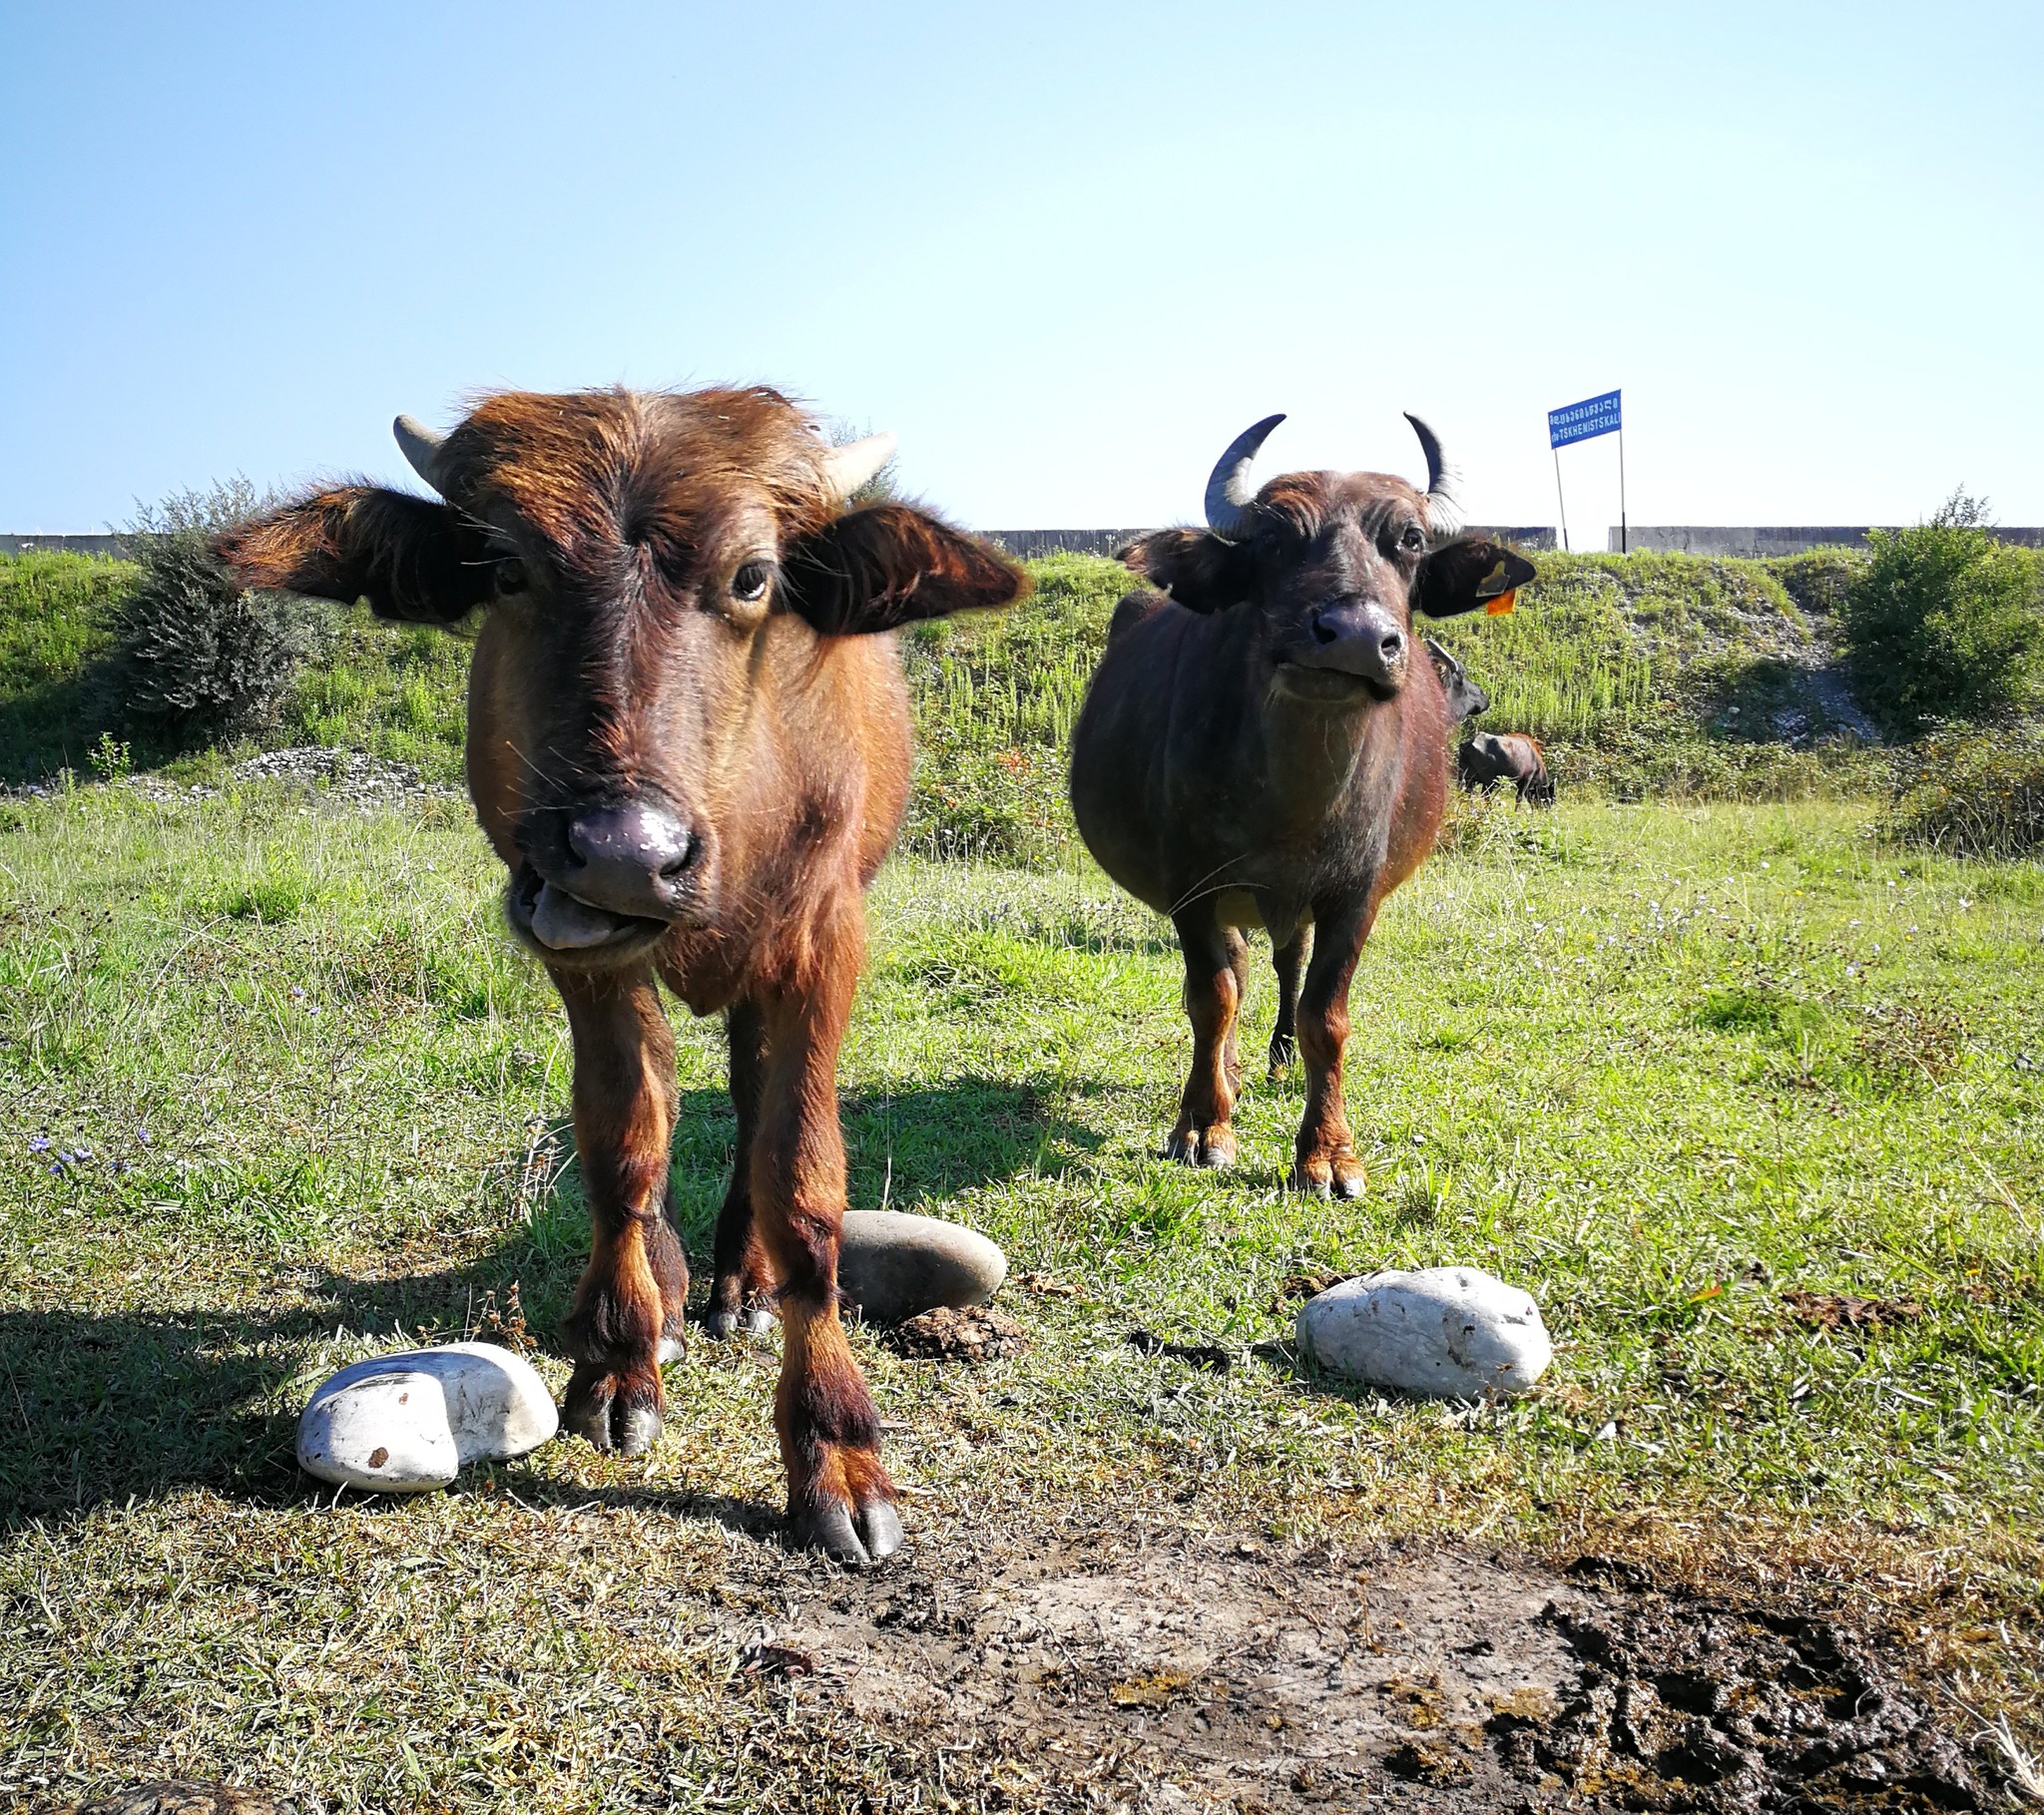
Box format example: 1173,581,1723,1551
1289,1152,1367,1199
562,1366,663,1457
1164,1127,1237,1169
703,1303,776,1340
792,1488,904,1568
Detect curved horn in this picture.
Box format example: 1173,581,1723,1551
1403,412,1457,532
822,431,896,501
1204,413,1285,536
393,415,449,494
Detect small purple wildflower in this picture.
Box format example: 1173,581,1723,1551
48,1163,61,1176
290,986,305,1000
28,1134,49,1152
136,1128,151,1144
58,1150,75,1164
74,1147,93,1161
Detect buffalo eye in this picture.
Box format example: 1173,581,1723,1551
731,559,771,604
494,557,530,596
1399,525,1426,553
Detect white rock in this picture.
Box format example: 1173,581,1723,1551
838,1210,1008,1325
1294,1266,1552,1399
297,1341,558,1493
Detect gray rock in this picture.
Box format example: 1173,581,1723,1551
1295,1266,1551,1398
837,1209,1008,1325
296,1341,558,1493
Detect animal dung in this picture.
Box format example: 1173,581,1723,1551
837,1210,1008,1326
1294,1266,1552,1399
296,1341,558,1494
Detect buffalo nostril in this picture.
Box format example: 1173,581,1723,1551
1311,612,1339,646
657,842,694,881
1380,630,1404,660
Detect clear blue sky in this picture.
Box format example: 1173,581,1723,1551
4,1,2040,538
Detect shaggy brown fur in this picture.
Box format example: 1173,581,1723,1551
222,386,1027,1564
1069,466,1534,1193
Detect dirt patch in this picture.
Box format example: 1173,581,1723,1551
760,1539,1987,1812
883,1304,1030,1362
1781,1289,1926,1333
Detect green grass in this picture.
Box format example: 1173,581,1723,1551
0,785,2038,1807
1,544,1897,831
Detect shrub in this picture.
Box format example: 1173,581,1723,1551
1841,492,2043,738
104,481,335,744
1881,720,2044,858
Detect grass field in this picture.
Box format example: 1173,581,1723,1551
2,780,2039,1809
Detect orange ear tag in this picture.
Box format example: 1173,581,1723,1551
1484,589,1517,616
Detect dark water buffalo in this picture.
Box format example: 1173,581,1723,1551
1426,639,1490,722
222,387,1025,1563
1459,729,1554,804
1068,415,1534,1193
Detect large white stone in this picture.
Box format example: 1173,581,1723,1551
1294,1266,1552,1399
296,1341,558,1493
838,1210,1008,1326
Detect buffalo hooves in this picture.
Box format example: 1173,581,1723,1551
657,1334,686,1365
859,1496,905,1561
613,1402,663,1458
792,1493,904,1568
742,1306,776,1336
1288,1157,1367,1199
703,1309,741,1339
1164,1129,1236,1169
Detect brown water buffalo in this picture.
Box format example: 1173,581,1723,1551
221,387,1025,1563
1458,729,1554,803
1068,414,1533,1193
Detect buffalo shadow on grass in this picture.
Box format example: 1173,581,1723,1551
0,1076,1086,1526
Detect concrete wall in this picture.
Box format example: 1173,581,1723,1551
1610,526,2044,557
981,524,1559,559
0,533,131,558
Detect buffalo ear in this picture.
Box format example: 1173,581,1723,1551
1413,538,1538,618
1119,529,1255,614
215,487,495,626
779,505,1027,635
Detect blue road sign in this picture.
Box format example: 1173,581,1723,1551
1548,390,1622,449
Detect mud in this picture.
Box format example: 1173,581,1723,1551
763,1538,1991,1813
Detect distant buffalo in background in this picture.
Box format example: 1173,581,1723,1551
1425,639,1490,723
1458,730,1553,804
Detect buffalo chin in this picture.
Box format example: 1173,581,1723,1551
1272,661,1401,705
504,868,668,965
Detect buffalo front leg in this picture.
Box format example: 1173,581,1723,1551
1289,898,1375,1199
705,999,775,1338
553,962,689,1455
1166,911,1246,1169
753,917,901,1565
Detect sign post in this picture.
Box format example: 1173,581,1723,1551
1546,389,1625,555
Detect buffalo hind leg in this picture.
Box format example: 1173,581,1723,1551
554,963,689,1455
1268,923,1311,1081
1166,911,1245,1169
1289,898,1375,1199
705,999,776,1338
755,915,900,1565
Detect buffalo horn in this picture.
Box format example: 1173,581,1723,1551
1403,412,1457,529
1203,413,1285,537
393,415,450,494
822,431,896,501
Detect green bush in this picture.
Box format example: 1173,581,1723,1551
1841,493,2043,738
105,482,336,745
1882,720,2044,858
